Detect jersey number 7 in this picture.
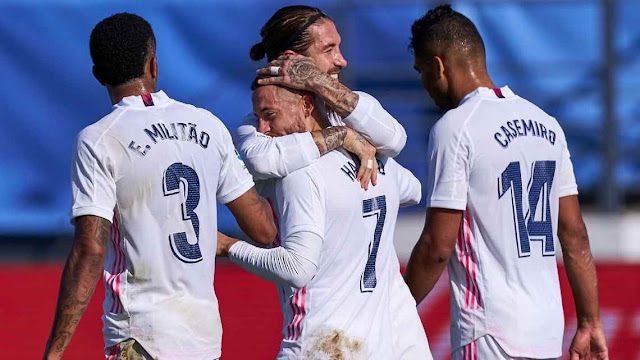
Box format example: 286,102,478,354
361,195,387,292
498,161,556,258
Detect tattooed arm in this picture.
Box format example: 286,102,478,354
311,126,378,189
43,215,110,360
257,55,407,157
257,55,357,118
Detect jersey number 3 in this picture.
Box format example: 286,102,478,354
163,163,203,263
361,195,387,292
498,161,556,258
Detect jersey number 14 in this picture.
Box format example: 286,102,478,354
498,161,556,258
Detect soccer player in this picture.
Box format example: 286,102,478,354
235,5,407,188
217,80,433,359
403,5,608,360
43,13,275,360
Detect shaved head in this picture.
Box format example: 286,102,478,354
251,82,317,137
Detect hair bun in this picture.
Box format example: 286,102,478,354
249,42,266,61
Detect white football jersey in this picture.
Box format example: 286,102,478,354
424,86,578,358
70,91,254,360
257,149,432,360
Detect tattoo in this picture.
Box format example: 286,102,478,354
352,131,370,149
44,216,109,357
312,127,347,155
323,127,347,152
313,76,359,118
287,58,321,87
284,56,358,118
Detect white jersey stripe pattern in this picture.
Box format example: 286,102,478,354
461,210,481,310
106,214,124,314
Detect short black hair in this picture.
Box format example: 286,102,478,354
90,13,156,86
410,4,485,60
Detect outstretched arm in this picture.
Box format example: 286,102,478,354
43,215,110,360
404,208,461,304
217,231,321,288
558,195,608,360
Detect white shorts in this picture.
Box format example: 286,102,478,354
452,335,558,360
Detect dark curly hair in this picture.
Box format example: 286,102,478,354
250,5,330,62
90,13,156,86
409,4,485,59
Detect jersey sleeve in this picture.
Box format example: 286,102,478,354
275,167,326,242
228,167,326,288
341,91,407,158
557,132,579,198
214,116,255,204
424,116,471,210
387,159,422,207
233,113,321,180
69,129,116,224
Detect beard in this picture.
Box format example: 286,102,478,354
284,118,308,135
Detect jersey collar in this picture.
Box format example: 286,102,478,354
114,90,170,109
459,86,515,106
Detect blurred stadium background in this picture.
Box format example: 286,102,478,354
1,0,638,358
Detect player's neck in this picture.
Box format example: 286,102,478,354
107,79,157,105
309,108,330,132
451,68,495,107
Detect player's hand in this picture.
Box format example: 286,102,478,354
569,322,609,360
343,128,378,190
256,53,323,92
216,231,238,257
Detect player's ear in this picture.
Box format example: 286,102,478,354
149,55,158,81
302,93,315,117
92,65,106,86
434,55,445,80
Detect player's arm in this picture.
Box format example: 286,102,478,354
219,168,325,288
43,215,110,360
218,230,321,288
558,195,608,359
216,116,276,246
404,115,469,303
404,208,461,303
236,115,378,189
225,187,276,246
257,54,408,157
234,113,321,180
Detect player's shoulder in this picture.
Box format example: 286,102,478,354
170,98,225,126
76,106,128,148
515,95,561,124
276,164,323,199
429,106,471,143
